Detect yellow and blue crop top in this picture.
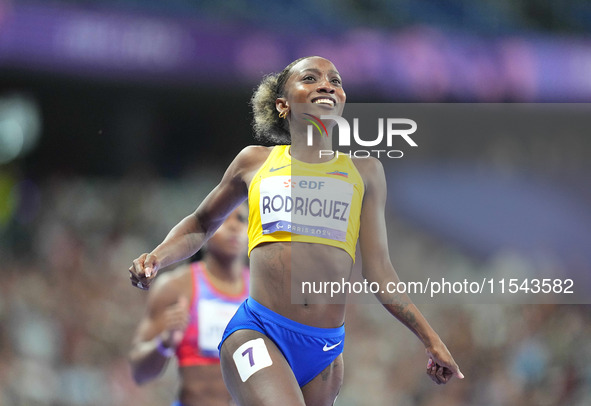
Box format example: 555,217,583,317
247,145,365,261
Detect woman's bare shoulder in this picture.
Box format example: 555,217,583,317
232,145,275,175
147,265,193,307
237,145,274,163
351,156,384,184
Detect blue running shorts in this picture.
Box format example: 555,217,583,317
218,297,345,387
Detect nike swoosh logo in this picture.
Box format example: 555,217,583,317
269,164,291,172
322,341,342,351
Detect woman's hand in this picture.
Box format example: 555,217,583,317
425,340,464,384
159,296,190,348
129,252,161,290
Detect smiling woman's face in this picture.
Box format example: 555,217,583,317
279,57,346,120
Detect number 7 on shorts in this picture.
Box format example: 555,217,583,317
232,338,273,382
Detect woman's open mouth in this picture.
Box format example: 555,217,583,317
311,97,336,107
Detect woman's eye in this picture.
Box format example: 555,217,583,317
332,78,342,85
303,76,316,81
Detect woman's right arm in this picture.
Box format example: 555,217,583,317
128,270,190,384
129,146,267,289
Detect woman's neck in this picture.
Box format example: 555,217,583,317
289,123,334,163
203,255,243,284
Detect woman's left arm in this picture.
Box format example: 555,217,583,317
356,157,464,384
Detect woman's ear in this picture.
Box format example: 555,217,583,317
276,98,289,116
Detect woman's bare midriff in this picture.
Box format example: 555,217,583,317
178,364,233,406
249,242,354,328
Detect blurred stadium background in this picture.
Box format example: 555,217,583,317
1,0,590,405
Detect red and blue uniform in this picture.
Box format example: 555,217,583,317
176,262,249,366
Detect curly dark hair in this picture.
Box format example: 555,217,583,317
250,56,313,145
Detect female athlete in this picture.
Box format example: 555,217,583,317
129,56,463,406
128,206,249,406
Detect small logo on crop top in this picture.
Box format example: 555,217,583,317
303,114,328,137
326,171,348,178
270,164,291,172
283,179,295,188
282,179,327,190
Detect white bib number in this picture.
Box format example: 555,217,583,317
260,176,353,242
232,338,273,382
197,299,240,356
